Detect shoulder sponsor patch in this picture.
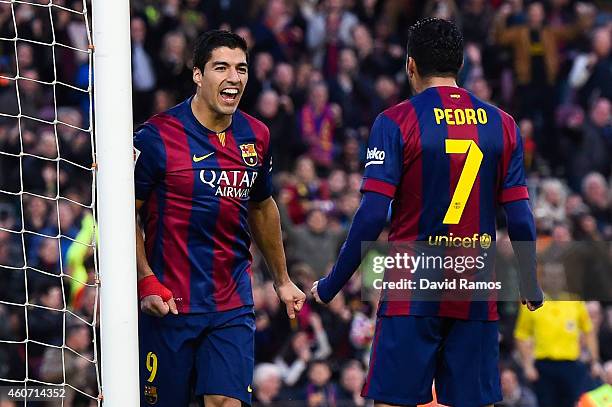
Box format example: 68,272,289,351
365,147,385,167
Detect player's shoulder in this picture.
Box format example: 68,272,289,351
373,99,420,141
379,99,414,125
496,105,518,129
235,109,270,142
138,100,187,133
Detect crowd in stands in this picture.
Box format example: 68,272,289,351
0,0,611,406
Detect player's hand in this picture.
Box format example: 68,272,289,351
138,274,179,317
311,280,323,304
274,280,306,319
140,295,178,317
521,297,544,312
520,280,544,312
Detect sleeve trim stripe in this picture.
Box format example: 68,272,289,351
361,178,396,198
499,186,529,203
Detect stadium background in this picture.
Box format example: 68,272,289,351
0,0,611,406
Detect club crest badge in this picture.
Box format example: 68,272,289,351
240,143,258,167
144,385,158,404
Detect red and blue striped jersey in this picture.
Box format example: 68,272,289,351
361,86,529,320
133,97,272,313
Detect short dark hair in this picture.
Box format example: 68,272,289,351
193,29,249,71
406,18,463,78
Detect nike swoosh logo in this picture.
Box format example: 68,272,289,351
247,385,253,393
193,152,214,162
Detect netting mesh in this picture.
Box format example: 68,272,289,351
0,0,101,405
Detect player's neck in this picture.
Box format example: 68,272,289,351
191,94,232,133
417,77,458,93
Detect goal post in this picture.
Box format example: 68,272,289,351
92,0,140,405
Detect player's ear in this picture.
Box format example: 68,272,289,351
406,57,416,79
193,67,203,87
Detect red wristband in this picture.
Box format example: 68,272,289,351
138,275,173,302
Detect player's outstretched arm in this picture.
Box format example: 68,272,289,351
248,197,306,319
503,199,544,311
312,191,391,304
135,199,178,317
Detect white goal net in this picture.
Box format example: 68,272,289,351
0,0,101,405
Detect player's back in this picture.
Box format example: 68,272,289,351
365,85,527,242
361,86,528,319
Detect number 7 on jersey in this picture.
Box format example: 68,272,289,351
443,139,483,225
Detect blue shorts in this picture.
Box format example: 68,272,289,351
362,315,502,407
139,306,255,407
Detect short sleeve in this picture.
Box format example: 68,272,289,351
250,149,273,202
499,122,529,203
577,302,593,333
360,114,403,199
133,123,166,201
513,306,534,341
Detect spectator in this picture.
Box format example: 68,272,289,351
274,313,332,387
424,0,461,24
254,281,291,363
597,305,612,363
373,75,400,111
306,0,358,72
586,302,610,364
299,81,338,172
254,89,301,172
534,178,567,232
272,62,300,114
493,1,594,89
153,88,176,114
39,322,97,406
336,360,366,406
26,285,64,378
280,155,331,225
351,24,388,80
519,118,538,172
327,169,347,200
301,359,338,407
580,99,612,178
131,15,157,123
332,191,360,231
318,292,353,362
251,0,305,62
0,68,49,119
570,26,612,107
327,47,374,131
279,201,344,278
581,172,611,229
155,30,192,100
460,0,494,46
492,1,595,158
559,105,610,189
498,366,539,407
252,363,284,406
